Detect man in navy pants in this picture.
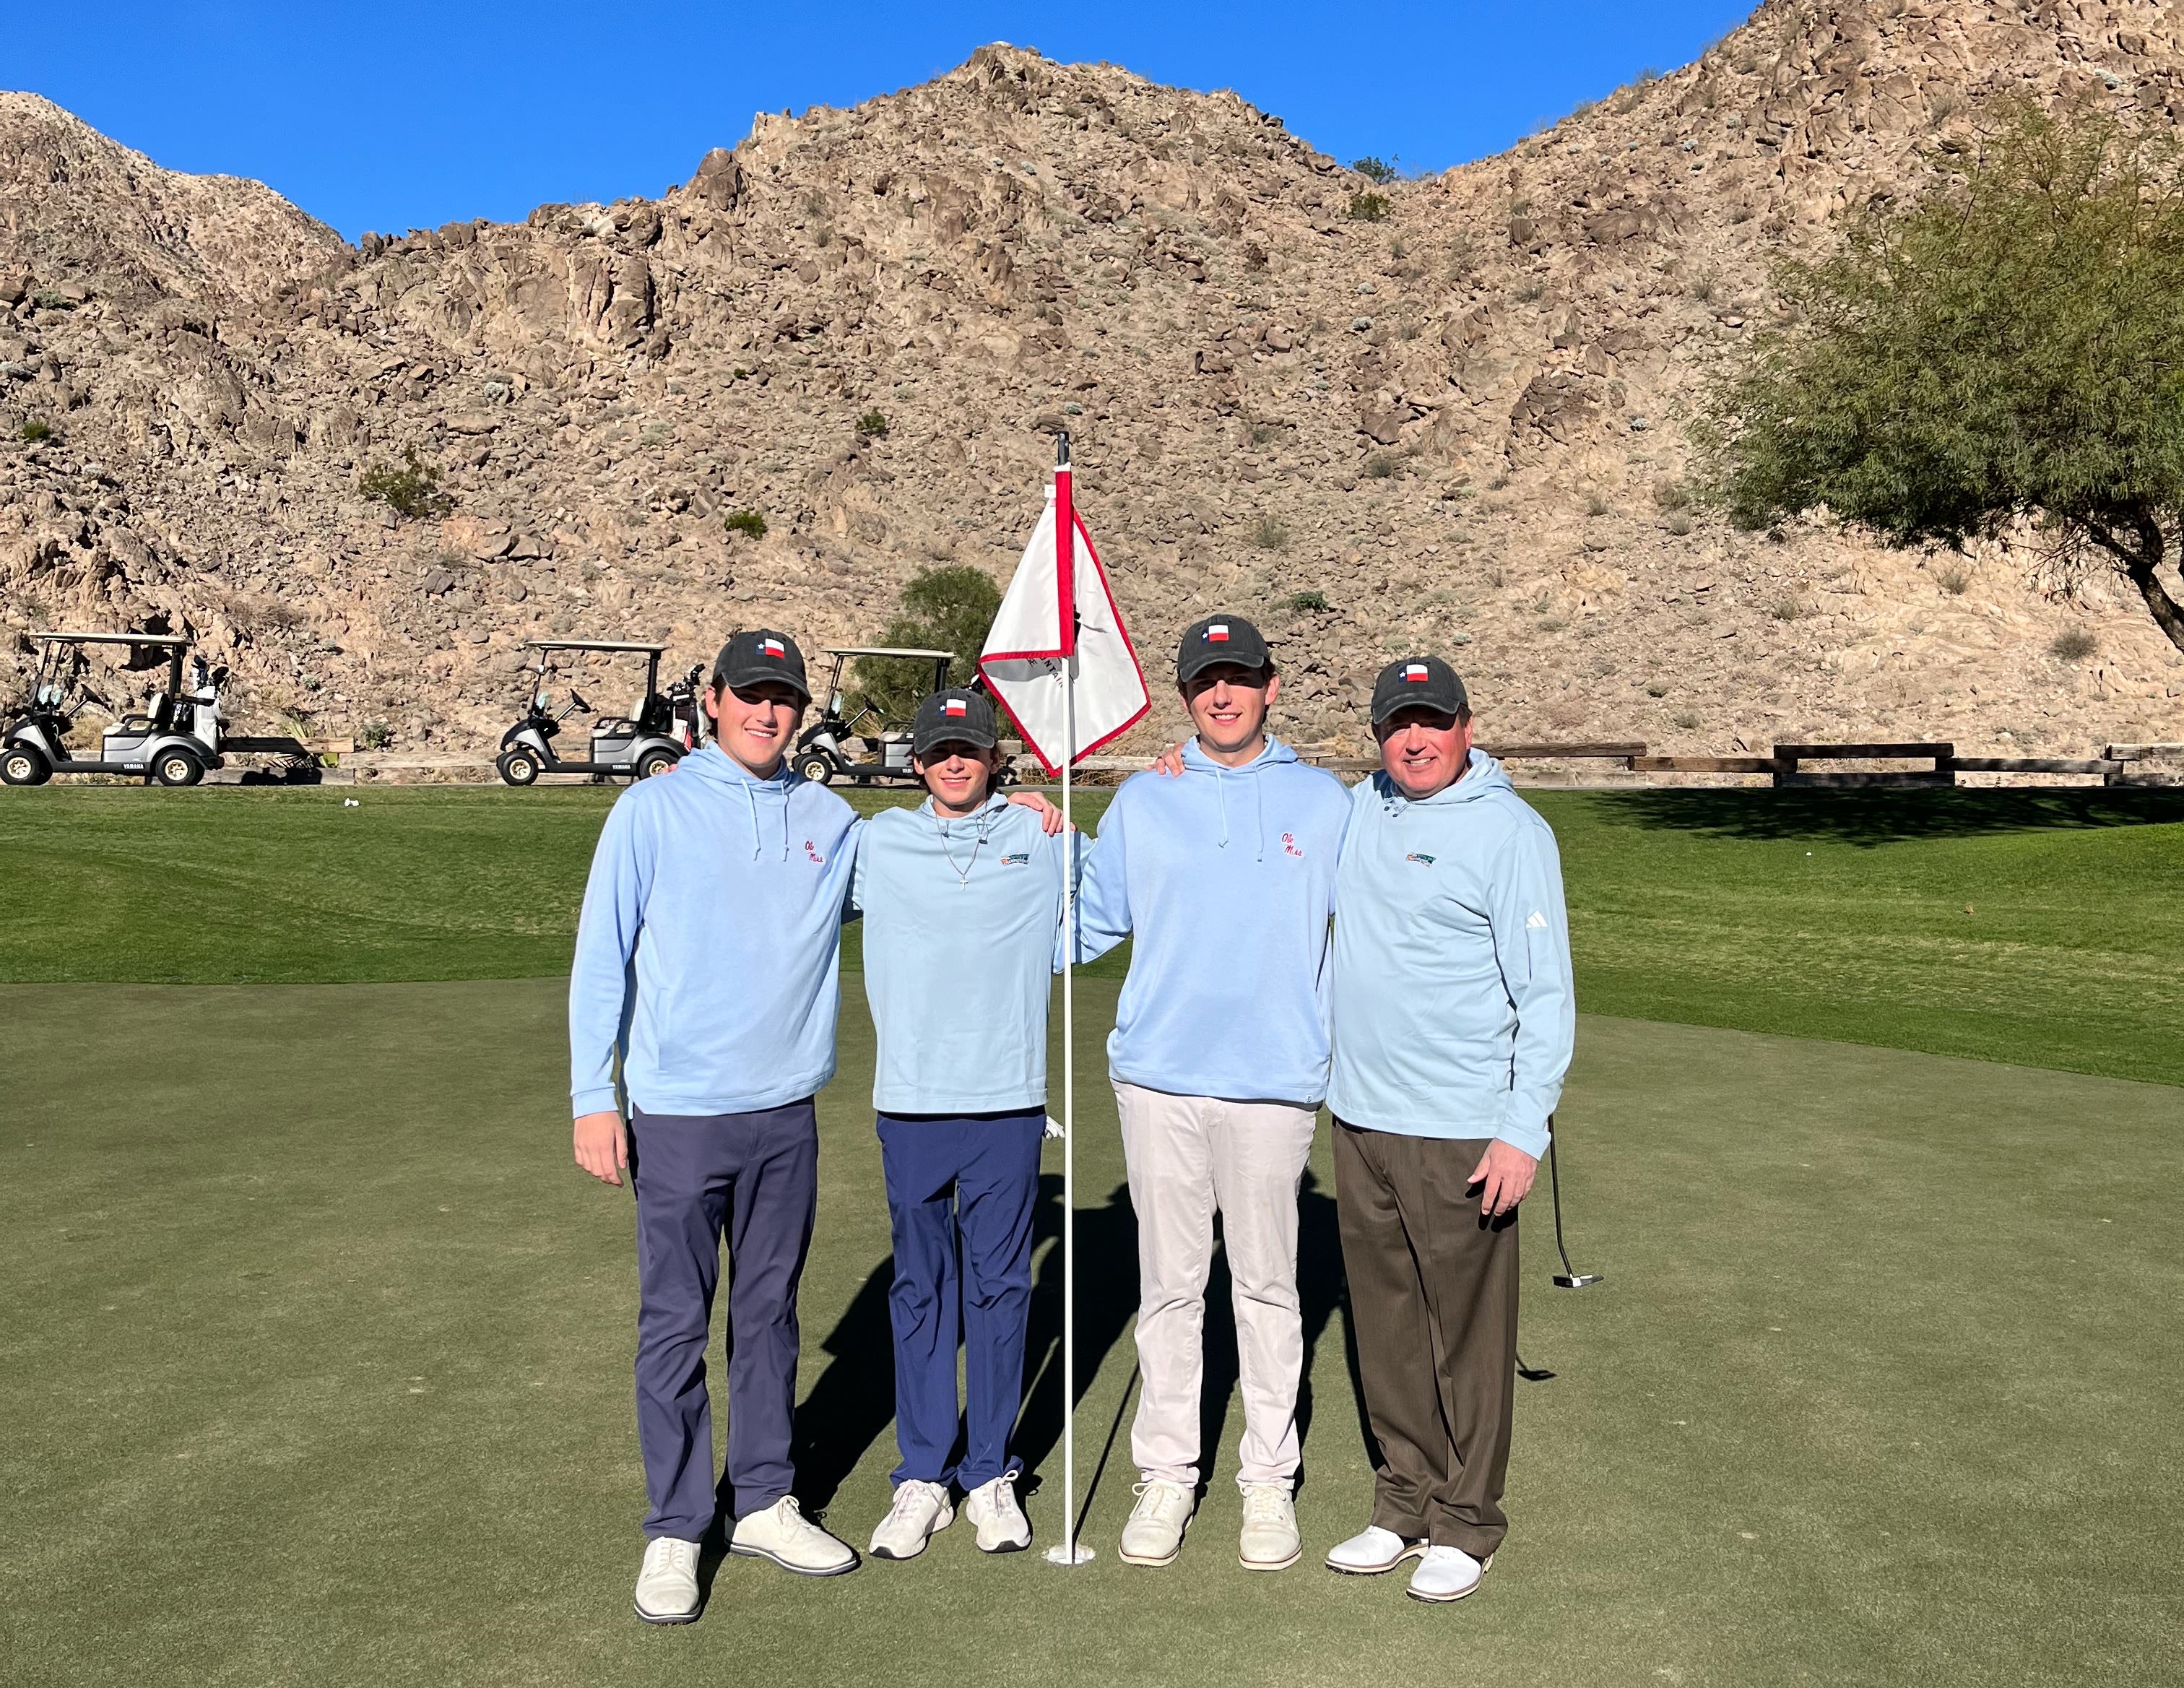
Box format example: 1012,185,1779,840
852,686,1072,1561
569,630,864,1623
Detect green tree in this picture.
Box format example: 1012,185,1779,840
852,565,1004,725
1695,105,2184,654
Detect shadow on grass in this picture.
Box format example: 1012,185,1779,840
1595,786,2184,847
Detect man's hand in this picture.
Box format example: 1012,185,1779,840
1149,743,1186,776
1468,1139,1538,1218
575,1110,629,1186
1007,789,1072,834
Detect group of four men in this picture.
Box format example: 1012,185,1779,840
568,614,1575,1624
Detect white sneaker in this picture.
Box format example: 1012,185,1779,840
633,1536,701,1624
963,1472,1032,1554
868,1479,954,1561
729,1495,859,1577
1117,1478,1195,1567
1325,1523,1427,1576
1406,1544,1493,1603
1238,1484,1301,1572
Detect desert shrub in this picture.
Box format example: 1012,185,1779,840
1769,595,1807,621
856,409,889,438
1653,478,1696,511
358,446,449,519
2050,626,2098,660
358,719,393,750
18,419,52,443
1287,589,1329,612
1585,492,1611,517
1937,565,1969,594
724,508,768,540
1250,516,1291,550
1353,156,1398,184
1350,193,1390,223
1364,452,1398,479
855,565,1003,725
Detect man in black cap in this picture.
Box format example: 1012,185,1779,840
1072,613,1353,1572
1320,654,1574,1603
569,627,866,1622
851,686,1073,1562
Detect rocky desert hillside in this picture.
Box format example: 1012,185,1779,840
3,0,2182,763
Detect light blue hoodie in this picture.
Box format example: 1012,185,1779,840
1072,736,1352,1105
568,742,859,1119
852,792,1073,1115
1327,752,1574,1158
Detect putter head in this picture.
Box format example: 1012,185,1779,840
1551,1271,1604,1290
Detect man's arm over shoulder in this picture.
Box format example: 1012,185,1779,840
569,789,654,1118
1483,805,1575,1159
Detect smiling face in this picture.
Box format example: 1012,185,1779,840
1374,705,1475,799
914,740,1000,817
1179,662,1278,764
706,680,805,776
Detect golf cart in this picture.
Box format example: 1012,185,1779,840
496,639,703,786
791,646,1016,789
4,631,225,786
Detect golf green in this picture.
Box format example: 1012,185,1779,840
4,978,2177,1686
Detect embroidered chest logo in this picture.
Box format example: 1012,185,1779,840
805,839,825,865
1405,852,1436,867
1282,831,1304,859
1002,852,1031,866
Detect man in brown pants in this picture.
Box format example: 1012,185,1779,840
1322,656,1575,1603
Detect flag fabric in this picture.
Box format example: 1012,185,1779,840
979,462,1149,775
1403,662,1430,682
760,637,786,659
943,698,968,718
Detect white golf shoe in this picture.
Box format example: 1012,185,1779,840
729,1495,859,1576
1117,1478,1195,1567
633,1536,701,1624
963,1472,1033,1554
1325,1523,1427,1576
868,1479,954,1561
1237,1484,1301,1572
1406,1544,1492,1603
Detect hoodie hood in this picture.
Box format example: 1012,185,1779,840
679,740,799,859
1179,735,1301,860
1374,748,1512,812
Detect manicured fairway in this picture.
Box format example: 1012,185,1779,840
4,782,2181,1082
3,979,2179,1687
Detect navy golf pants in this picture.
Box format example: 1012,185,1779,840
630,1100,817,1541
877,1109,1044,1492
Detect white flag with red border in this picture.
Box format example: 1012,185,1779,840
979,456,1148,775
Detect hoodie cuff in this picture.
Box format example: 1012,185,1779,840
572,1086,622,1120
1495,1106,1553,1162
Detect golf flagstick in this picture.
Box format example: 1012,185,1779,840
976,432,1148,1566
1046,439,1093,1566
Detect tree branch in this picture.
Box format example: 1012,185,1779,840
2085,514,2184,657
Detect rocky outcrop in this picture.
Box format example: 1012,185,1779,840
2,4,2181,759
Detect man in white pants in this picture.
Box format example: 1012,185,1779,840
1073,615,1352,1571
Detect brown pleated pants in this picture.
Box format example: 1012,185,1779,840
1332,1120,1519,1559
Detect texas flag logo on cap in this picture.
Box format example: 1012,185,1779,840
1403,662,1431,683
1205,623,1231,643
943,698,968,718
759,637,786,659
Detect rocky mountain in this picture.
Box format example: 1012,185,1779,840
3,0,2182,769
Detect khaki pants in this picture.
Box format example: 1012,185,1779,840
1113,1081,1319,1489
1332,1120,1519,1558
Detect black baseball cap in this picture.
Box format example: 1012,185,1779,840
1176,613,1274,683
911,686,999,756
712,628,810,701
1370,654,1470,725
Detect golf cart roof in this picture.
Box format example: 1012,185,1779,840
30,630,189,647
825,646,956,661
525,640,667,655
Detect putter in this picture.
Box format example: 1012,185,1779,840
1545,1128,1603,1290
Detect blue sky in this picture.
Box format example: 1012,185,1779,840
9,1,1753,241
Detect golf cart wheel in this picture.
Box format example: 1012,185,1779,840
635,748,678,779
1,744,51,786
794,752,834,787
497,748,542,787
152,749,204,787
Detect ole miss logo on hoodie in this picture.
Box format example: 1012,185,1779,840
805,839,825,865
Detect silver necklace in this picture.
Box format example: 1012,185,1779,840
932,806,994,886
